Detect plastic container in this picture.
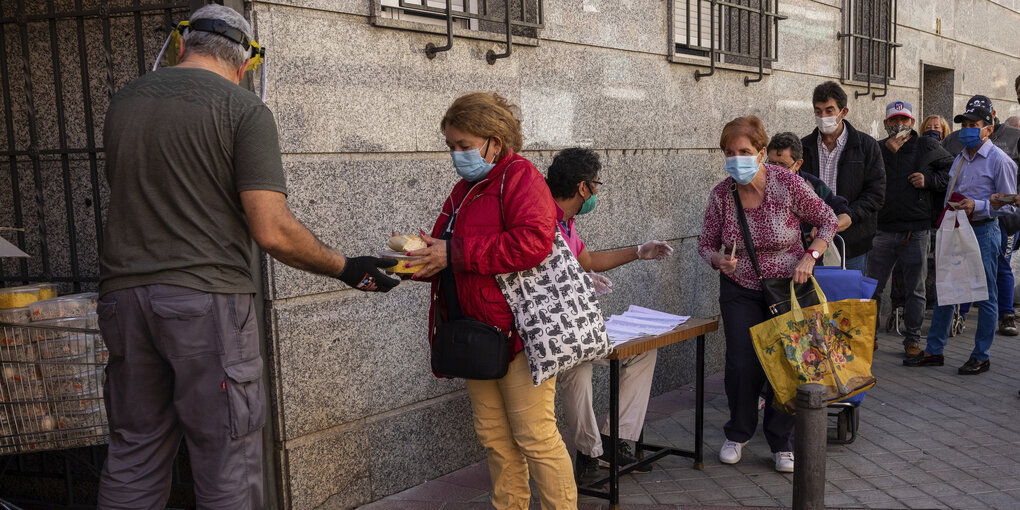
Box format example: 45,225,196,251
0,284,58,309
38,352,98,378
28,293,98,321
0,307,30,324
37,335,96,359
1,363,42,384
0,342,36,362
28,316,98,342
43,369,103,397
50,391,103,414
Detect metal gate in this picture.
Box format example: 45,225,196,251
0,1,192,507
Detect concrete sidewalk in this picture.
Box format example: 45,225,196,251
363,327,1020,509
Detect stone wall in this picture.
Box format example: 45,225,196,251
251,1,1019,508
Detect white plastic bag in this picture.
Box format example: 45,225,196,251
935,209,988,306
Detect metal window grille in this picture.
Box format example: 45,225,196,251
671,0,786,85
0,0,191,293
379,0,544,63
839,0,900,99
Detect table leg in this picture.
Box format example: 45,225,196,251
610,357,620,508
695,334,705,470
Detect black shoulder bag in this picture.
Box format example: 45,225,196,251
430,187,511,380
731,184,821,316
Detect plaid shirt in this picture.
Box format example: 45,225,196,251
817,123,849,194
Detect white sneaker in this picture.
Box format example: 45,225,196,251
774,451,794,473
719,440,747,464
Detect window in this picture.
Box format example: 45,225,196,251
670,0,786,84
839,0,900,98
374,0,544,62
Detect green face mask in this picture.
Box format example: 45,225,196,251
577,192,597,215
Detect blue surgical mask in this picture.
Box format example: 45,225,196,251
725,154,760,184
451,139,495,182
958,127,984,149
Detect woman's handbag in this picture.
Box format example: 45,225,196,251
496,231,611,386
430,189,511,380
731,185,821,316
750,278,877,413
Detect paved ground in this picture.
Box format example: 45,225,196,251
363,324,1020,509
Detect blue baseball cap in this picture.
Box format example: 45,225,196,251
885,100,913,120
954,95,994,124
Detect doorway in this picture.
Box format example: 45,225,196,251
921,63,955,125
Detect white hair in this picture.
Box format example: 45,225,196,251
182,4,253,69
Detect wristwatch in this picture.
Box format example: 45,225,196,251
808,250,822,260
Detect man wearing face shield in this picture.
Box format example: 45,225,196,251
905,95,1018,375
867,101,953,358
800,81,886,274
96,5,398,509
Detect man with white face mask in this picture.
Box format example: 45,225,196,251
800,81,886,273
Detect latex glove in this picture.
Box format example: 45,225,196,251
589,272,613,296
637,240,673,260
336,256,400,292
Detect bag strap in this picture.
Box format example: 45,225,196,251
731,183,763,280
945,156,968,200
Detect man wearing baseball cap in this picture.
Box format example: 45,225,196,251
906,95,1018,375
867,100,953,357
940,95,1020,337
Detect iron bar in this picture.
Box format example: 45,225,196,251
100,0,116,98
47,0,83,292
855,0,874,98
485,0,513,64
75,0,106,266
393,0,542,28
693,0,717,80
744,0,765,86
16,0,53,279
0,2,185,24
872,0,891,99
0,2,29,278
133,0,147,75
424,0,454,59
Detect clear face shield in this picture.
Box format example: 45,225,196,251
153,19,268,102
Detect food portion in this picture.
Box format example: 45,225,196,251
0,284,59,309
382,234,427,273
388,234,428,252
28,293,98,321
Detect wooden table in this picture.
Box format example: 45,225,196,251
578,317,719,508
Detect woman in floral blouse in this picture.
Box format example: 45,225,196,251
698,115,838,473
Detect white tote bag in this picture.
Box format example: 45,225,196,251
496,232,611,386
935,209,988,306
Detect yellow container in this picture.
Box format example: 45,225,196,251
0,284,58,309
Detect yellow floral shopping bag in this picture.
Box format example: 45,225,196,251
750,278,877,413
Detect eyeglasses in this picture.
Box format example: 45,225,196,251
766,160,794,170
588,179,604,189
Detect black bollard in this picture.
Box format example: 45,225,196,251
793,383,827,510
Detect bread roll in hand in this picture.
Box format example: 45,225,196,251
388,234,428,253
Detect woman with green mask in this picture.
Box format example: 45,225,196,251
545,147,673,485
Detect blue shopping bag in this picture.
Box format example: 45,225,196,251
813,266,879,301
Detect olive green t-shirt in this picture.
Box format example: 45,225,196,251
98,67,286,297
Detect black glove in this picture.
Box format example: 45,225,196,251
336,256,400,292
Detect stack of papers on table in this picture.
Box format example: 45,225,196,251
604,306,690,347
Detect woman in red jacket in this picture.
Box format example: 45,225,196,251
408,92,577,509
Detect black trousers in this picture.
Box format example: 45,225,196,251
719,275,795,453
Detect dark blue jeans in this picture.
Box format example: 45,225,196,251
927,221,1000,361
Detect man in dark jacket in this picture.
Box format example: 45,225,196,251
867,101,953,357
801,81,886,272
941,100,1020,336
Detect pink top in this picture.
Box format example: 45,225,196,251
556,205,587,257
698,164,839,291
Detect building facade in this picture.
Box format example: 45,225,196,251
0,0,1018,508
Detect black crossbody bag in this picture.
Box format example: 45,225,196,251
731,184,821,316
430,189,510,380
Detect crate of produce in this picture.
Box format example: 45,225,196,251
0,319,107,455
